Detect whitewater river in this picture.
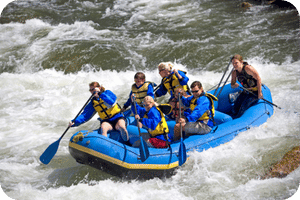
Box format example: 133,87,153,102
0,0,299,199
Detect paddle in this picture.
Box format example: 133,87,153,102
239,86,282,109
214,57,233,98
39,93,94,165
132,96,150,162
157,104,172,115
216,67,234,99
153,83,161,93
178,93,187,166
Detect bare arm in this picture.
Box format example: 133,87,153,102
244,65,263,98
231,70,239,88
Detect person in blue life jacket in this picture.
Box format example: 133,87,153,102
121,72,155,112
154,62,190,101
69,82,129,141
230,54,262,118
132,95,172,148
173,81,218,141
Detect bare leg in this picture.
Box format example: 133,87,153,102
101,122,113,137
115,118,129,141
173,122,186,141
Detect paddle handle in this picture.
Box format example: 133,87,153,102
153,73,174,93
132,96,142,136
153,83,161,93
63,93,94,139
178,93,187,166
132,96,150,162
214,57,233,96
178,93,183,139
74,94,94,120
216,67,234,98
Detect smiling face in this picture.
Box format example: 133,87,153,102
143,101,153,111
158,62,172,78
143,96,155,111
158,67,170,78
232,58,243,71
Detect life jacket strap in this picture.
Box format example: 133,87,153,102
94,103,112,118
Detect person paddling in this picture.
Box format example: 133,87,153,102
174,81,217,140
69,82,129,141
132,96,172,148
121,72,155,112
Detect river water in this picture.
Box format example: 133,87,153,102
0,0,299,199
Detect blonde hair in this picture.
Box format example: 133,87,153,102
158,62,173,72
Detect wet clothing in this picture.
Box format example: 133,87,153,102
232,90,258,118
233,63,259,118
123,82,154,109
72,90,124,127
155,70,190,99
236,62,258,91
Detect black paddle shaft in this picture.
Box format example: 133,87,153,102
61,93,94,139
214,57,233,96
132,96,142,135
239,86,281,109
39,93,94,164
178,93,183,139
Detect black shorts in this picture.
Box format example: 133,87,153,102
101,116,126,130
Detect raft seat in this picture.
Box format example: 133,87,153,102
214,110,233,125
126,111,232,145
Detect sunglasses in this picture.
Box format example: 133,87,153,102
191,90,199,93
159,68,165,73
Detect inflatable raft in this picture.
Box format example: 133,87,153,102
69,83,274,179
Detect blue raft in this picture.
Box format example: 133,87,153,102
69,83,274,179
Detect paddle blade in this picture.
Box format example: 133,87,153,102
39,139,61,165
157,104,172,115
139,136,150,162
178,138,187,166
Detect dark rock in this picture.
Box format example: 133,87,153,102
268,0,296,9
250,0,296,9
262,146,300,179
241,2,253,9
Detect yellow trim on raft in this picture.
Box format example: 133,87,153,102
69,142,181,170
